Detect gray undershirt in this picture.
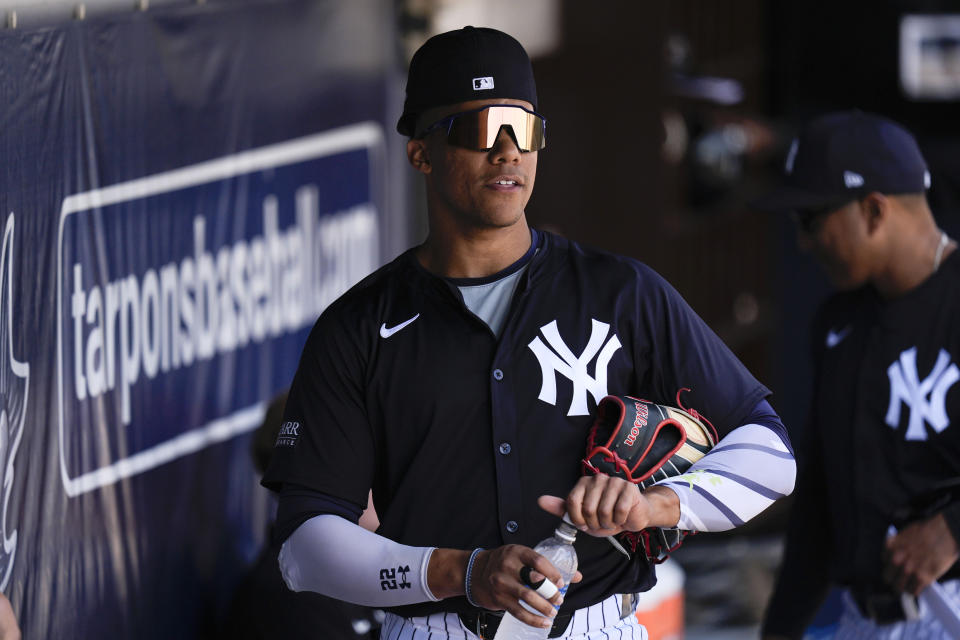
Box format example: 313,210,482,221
457,265,529,337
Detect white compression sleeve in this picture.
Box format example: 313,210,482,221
278,514,441,606
656,423,796,531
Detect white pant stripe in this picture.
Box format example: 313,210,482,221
380,595,647,640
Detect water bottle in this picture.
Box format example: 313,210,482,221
492,514,579,640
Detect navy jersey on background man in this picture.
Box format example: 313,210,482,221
758,111,960,640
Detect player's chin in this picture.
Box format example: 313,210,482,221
475,207,526,229
829,274,867,291
823,265,867,290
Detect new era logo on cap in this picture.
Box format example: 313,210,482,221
843,171,864,188
473,76,494,90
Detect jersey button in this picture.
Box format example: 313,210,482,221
499,442,511,455
493,368,504,381
505,520,519,533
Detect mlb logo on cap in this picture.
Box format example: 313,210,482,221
473,76,494,91
396,26,538,136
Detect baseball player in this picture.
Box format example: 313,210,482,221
262,27,796,639
757,111,960,639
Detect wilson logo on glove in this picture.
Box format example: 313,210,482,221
623,401,649,446
582,389,718,563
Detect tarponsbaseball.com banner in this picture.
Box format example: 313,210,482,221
0,1,404,637
58,128,379,497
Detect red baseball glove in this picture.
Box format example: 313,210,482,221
582,389,718,563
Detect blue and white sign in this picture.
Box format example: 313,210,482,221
0,1,404,637
57,126,382,496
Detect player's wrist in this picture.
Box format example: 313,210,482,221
426,548,473,600
939,502,960,551
641,485,681,528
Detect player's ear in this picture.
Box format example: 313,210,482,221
860,192,887,234
407,138,431,174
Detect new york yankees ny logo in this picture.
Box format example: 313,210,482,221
886,346,959,441
528,319,621,416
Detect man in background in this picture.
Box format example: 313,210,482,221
758,110,960,639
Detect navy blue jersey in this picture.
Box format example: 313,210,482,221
262,230,769,617
813,249,960,585
764,250,960,637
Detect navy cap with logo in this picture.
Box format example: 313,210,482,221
397,26,538,137
753,110,930,213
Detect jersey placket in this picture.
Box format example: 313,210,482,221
487,277,532,543
820,312,869,584
852,322,887,582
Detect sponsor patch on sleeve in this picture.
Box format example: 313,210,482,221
275,421,301,448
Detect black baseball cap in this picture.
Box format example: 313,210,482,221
753,110,930,213
397,26,538,137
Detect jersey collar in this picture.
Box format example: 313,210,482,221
443,229,541,287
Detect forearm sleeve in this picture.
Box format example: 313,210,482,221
279,514,442,607
656,423,797,531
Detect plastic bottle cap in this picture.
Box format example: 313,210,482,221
556,513,578,543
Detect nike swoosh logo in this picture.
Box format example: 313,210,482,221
826,325,852,348
379,313,420,338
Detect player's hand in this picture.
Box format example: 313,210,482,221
0,593,20,640
538,475,679,537
883,513,959,596
469,545,580,628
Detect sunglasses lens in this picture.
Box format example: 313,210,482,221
446,106,545,152
793,201,849,232
793,210,818,232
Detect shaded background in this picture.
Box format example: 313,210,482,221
0,0,958,637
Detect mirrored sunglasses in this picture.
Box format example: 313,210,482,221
419,104,546,152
